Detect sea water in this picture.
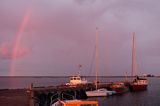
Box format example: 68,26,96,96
0,77,159,106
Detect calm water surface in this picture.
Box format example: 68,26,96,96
0,77,159,106
88,77,160,106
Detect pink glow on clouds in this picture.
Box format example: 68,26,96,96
0,42,31,59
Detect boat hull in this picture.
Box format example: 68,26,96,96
86,91,107,97
86,88,111,97
129,84,147,91
110,82,129,94
112,87,129,94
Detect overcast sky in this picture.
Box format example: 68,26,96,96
0,0,160,76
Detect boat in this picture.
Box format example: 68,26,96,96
86,88,116,97
52,99,98,106
51,90,98,106
51,91,98,106
66,75,88,86
66,65,89,86
86,28,115,97
129,33,148,91
109,82,129,94
129,76,148,91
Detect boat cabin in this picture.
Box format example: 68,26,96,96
133,76,148,85
66,75,88,85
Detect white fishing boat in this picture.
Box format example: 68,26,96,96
66,74,88,86
66,64,89,86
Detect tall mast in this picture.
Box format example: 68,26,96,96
95,27,100,90
132,32,137,77
136,63,138,76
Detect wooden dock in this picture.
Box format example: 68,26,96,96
27,82,121,106
27,83,96,106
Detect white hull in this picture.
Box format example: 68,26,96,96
106,90,116,95
86,89,115,97
86,90,107,97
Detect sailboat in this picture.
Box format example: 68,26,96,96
129,32,148,91
86,28,115,97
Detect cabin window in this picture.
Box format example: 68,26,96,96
70,78,73,80
77,78,80,80
80,104,96,106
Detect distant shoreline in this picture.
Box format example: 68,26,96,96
0,76,155,90
0,75,155,78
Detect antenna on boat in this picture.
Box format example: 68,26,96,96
125,72,128,82
78,64,82,76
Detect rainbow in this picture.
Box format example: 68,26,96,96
10,9,32,76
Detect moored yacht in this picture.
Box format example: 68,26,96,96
86,28,115,97
129,33,148,91
129,76,148,91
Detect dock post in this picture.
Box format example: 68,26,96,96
29,83,35,106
